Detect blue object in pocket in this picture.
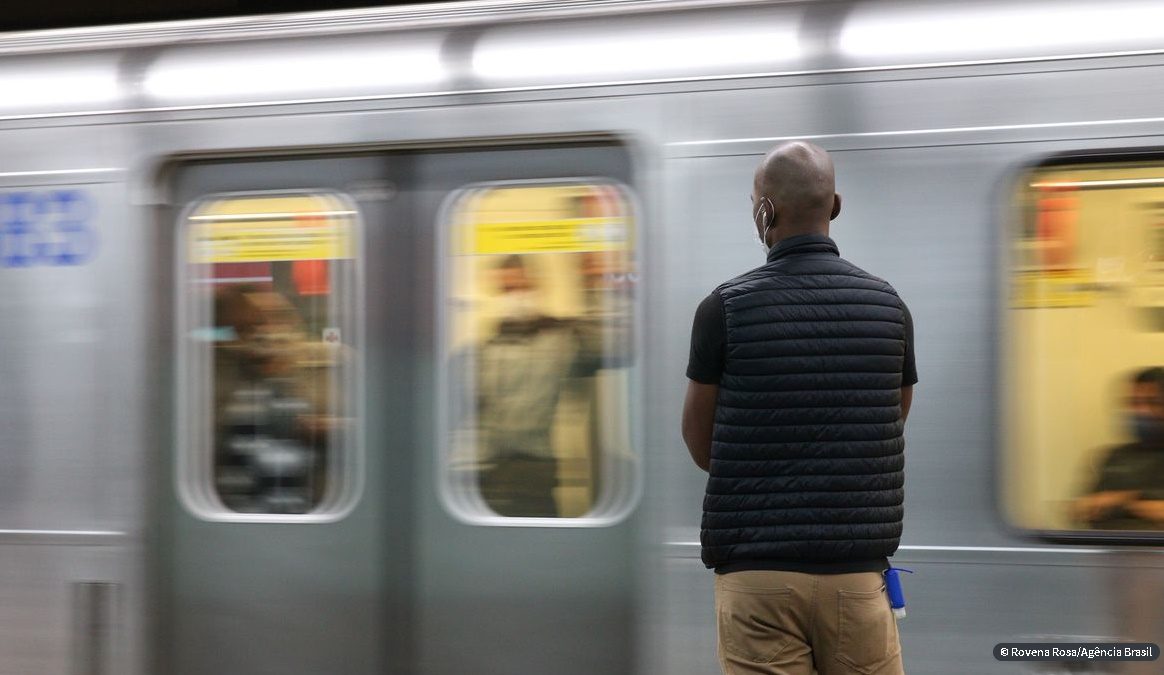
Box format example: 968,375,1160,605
884,566,913,619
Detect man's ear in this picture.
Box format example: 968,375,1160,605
756,196,775,229
830,194,842,221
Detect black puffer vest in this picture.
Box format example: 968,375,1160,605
701,235,906,570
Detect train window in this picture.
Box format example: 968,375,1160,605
1005,157,1164,537
177,191,361,521
441,180,639,524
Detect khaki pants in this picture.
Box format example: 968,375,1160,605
715,570,904,675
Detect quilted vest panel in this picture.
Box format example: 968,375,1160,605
701,241,906,568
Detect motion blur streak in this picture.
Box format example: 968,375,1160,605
143,35,445,102
0,56,120,112
471,12,800,84
840,0,1164,60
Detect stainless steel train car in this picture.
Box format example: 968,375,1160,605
4,0,1164,673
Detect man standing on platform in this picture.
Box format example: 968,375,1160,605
682,141,917,675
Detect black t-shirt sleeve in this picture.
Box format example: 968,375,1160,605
686,290,726,384
902,302,918,387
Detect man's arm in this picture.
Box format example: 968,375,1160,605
1124,499,1164,524
900,302,917,424
683,291,726,473
682,380,718,472
1075,490,1139,524
1071,445,1141,525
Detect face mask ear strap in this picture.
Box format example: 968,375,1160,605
755,196,775,229
756,196,776,252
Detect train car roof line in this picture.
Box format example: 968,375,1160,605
0,0,788,55
6,0,1164,117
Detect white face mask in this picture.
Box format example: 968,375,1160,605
497,290,540,320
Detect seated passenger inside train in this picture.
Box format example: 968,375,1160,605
1075,367,1164,529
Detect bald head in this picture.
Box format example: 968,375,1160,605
752,141,840,244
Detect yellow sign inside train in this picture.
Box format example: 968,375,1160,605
1011,269,1096,308
187,194,356,263
469,216,630,255
454,184,632,255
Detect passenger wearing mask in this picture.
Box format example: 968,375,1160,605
1076,367,1164,529
1075,369,1164,675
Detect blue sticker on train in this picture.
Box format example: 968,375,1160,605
0,190,97,267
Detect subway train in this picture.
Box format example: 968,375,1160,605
5,0,1164,673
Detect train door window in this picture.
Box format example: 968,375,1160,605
441,180,639,525
177,191,361,521
1005,156,1164,537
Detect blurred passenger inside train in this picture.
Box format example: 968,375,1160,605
213,286,322,514
578,250,635,362
473,253,630,517
576,249,636,502
1075,367,1164,529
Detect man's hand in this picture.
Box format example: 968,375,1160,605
1074,490,1138,523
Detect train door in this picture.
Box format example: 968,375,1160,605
156,142,641,675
